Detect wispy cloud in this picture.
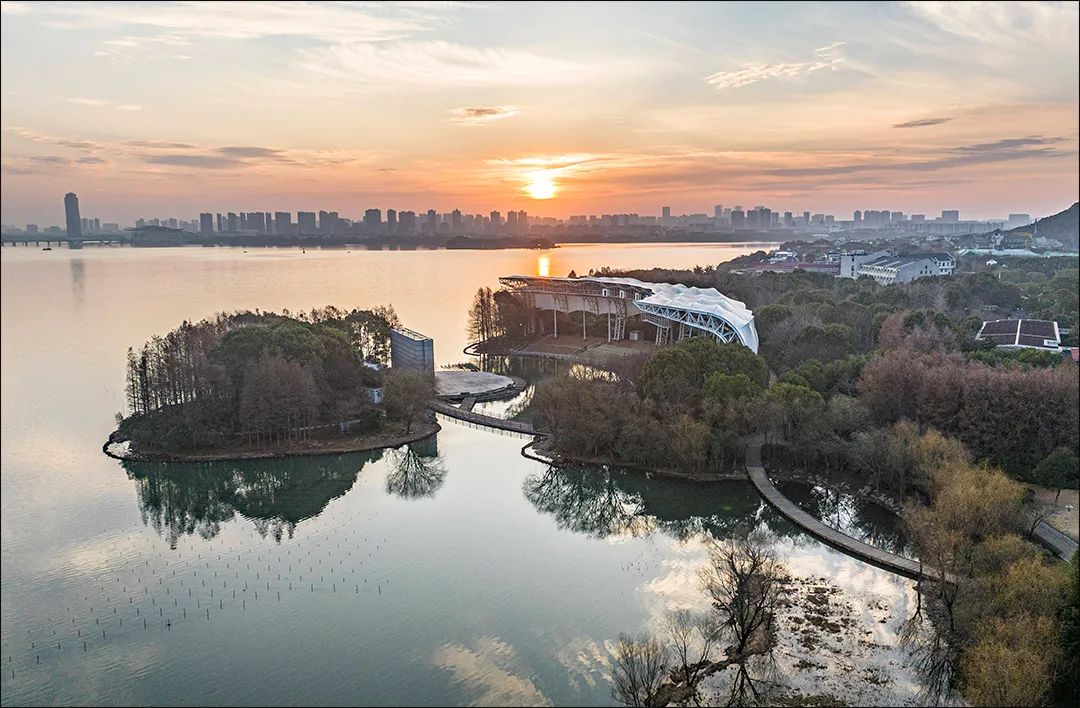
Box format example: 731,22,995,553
907,1,1078,45
66,97,143,111
29,1,434,42
299,41,628,88
142,153,246,169
448,106,520,126
893,117,952,128
705,41,845,90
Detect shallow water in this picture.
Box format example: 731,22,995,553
2,244,926,706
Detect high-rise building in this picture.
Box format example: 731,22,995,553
399,211,416,236
1006,213,1032,229
940,210,959,222
714,204,723,219
853,210,862,223
506,210,517,234
890,211,904,222
274,211,291,236
517,210,527,233
490,211,502,234
731,209,746,230
297,211,316,235
226,213,238,232
64,192,81,238
425,209,437,236
451,209,462,235
200,213,213,234
216,213,224,232
386,209,397,235
246,212,265,233
662,206,671,219
363,209,381,233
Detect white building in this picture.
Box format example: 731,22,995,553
846,253,955,285
500,275,759,352
838,250,889,279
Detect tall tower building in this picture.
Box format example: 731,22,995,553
200,213,213,234
662,206,671,219
64,192,81,238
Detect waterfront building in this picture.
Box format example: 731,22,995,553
297,211,317,235
390,327,435,374
500,275,758,352
64,192,81,238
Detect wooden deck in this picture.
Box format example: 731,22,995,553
746,436,958,584
428,399,538,435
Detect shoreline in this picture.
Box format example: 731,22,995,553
102,420,441,463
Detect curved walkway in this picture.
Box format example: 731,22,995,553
746,436,958,584
428,399,538,435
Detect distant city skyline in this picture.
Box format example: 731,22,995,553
2,2,1078,224
9,190,1036,238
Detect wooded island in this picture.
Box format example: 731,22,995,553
111,305,435,460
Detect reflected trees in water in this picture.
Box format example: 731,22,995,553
523,463,776,542
122,450,382,546
384,437,447,499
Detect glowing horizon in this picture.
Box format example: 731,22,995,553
1,1,1078,225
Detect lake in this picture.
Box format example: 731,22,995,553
1,243,927,706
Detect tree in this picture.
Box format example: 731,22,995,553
610,632,667,707
1032,447,1079,503
662,609,722,687
700,532,782,657
959,616,1060,707
383,369,434,433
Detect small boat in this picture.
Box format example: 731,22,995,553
42,246,52,251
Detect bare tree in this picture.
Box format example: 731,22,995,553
662,609,722,687
610,632,667,707
701,531,782,657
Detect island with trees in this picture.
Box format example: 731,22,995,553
107,305,436,462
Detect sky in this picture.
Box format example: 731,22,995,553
1,0,1078,226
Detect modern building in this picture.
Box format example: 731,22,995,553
849,253,955,284
976,319,1061,350
199,213,213,234
940,210,959,222
64,192,81,238
390,327,435,375
838,250,890,279
499,275,759,352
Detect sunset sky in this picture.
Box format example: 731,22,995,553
1,1,1078,225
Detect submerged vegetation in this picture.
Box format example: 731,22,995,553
116,305,435,457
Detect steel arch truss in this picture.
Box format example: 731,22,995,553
633,302,744,346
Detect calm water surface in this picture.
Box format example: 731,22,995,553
2,244,925,706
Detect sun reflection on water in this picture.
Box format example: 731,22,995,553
537,255,550,277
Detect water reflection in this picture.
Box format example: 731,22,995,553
385,436,447,499
121,450,383,546
524,464,773,541
775,481,909,555
69,258,85,305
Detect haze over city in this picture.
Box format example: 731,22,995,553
2,0,1078,226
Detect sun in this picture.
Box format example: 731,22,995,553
525,172,558,200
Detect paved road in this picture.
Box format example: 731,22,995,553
746,436,958,584
1034,521,1078,562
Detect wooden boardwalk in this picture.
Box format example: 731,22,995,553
746,437,958,584
428,399,538,435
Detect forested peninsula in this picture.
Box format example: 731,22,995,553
107,306,435,461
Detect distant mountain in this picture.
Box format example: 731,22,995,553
1010,202,1079,250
